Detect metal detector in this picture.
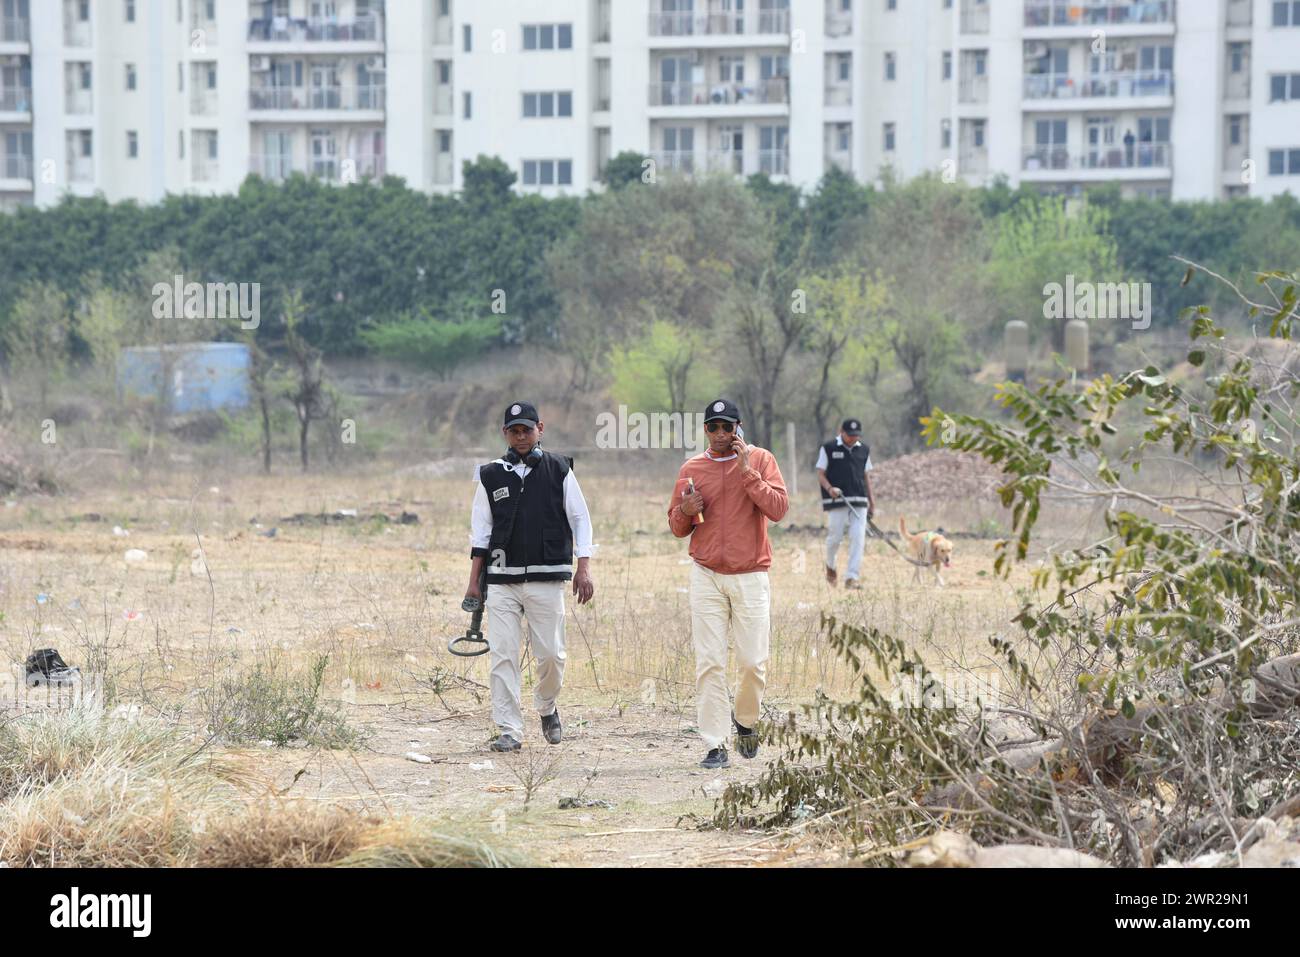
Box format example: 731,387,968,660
447,564,490,657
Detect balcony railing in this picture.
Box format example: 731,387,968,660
1226,0,1252,26
1024,0,1174,28
758,148,789,176
959,75,988,103
961,4,990,33
648,10,790,36
1,153,32,179
825,152,852,173
249,85,386,111
825,85,852,106
2,16,30,42
65,88,93,114
250,153,386,183
825,12,853,37
67,155,93,183
64,18,92,47
650,150,696,174
960,148,990,174
1022,142,1173,171
649,149,781,177
191,90,218,115
248,17,382,42
1023,70,1173,99
648,78,789,107
191,159,219,182
0,87,32,112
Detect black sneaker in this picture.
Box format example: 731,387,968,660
733,715,759,760
489,733,521,753
700,746,729,769
540,709,562,745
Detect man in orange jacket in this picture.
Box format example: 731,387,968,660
667,398,789,769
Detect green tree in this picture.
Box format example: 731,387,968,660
601,151,652,190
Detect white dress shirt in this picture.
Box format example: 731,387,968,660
469,459,594,559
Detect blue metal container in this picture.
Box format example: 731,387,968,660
117,343,251,413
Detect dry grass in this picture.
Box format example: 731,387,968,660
0,462,1082,866
0,710,525,867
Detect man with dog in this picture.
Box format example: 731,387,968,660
817,418,876,590
668,399,788,769
465,401,595,753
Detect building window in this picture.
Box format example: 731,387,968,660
1272,1,1300,26
126,64,136,90
1269,73,1300,101
523,23,573,50
943,51,952,81
179,130,185,158
1268,149,1300,175
127,131,138,158
941,118,952,149
884,52,896,81
126,0,135,22
463,91,472,118
463,24,471,51
522,91,573,118
521,159,573,187
883,122,896,151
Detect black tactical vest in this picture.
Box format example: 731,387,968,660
818,439,870,511
476,450,574,584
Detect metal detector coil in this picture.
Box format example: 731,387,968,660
448,570,491,657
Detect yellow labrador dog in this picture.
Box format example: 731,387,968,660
899,518,954,587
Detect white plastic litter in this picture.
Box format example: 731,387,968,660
469,760,494,772
406,752,433,764
123,549,148,564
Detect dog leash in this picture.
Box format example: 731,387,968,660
840,499,930,568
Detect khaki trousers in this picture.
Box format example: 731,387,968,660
689,563,770,750
486,580,567,741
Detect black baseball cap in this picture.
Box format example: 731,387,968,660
503,401,540,429
842,418,863,436
704,398,741,423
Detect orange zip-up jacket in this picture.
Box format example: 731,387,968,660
667,447,789,574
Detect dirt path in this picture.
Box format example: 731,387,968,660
243,694,810,867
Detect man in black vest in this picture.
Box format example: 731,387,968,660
465,401,595,752
816,418,875,590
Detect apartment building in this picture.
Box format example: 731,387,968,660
0,0,1297,212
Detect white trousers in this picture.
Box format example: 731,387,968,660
825,507,867,581
689,563,770,751
485,580,566,740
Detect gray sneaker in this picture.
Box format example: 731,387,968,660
700,746,729,770
489,733,521,752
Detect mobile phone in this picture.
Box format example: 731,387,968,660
735,425,745,441
686,477,703,524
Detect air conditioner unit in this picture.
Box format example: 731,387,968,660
1024,42,1049,60
250,56,271,71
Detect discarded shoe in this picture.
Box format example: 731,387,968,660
25,648,80,688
